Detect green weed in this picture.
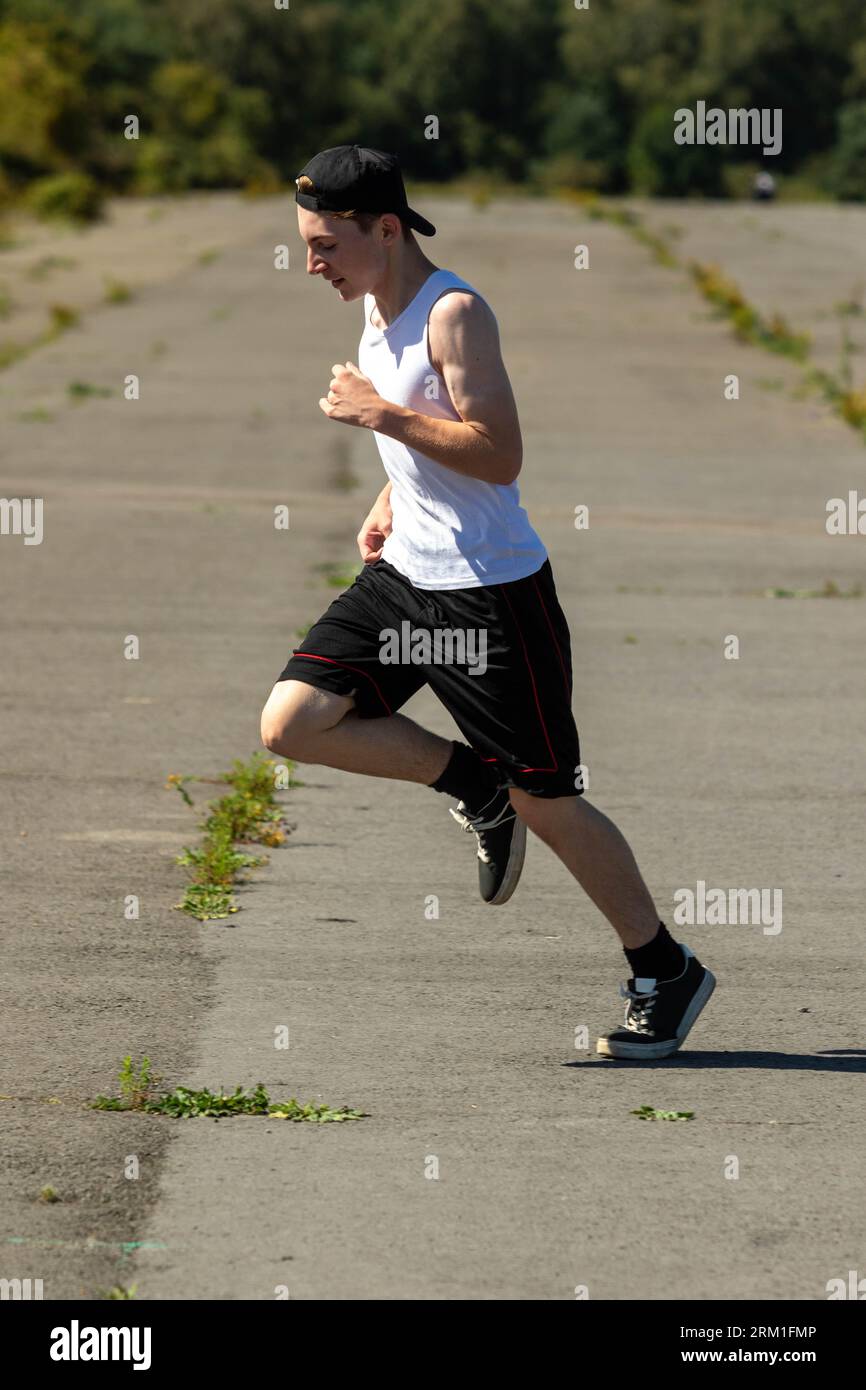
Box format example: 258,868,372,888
763,580,863,599
92,1068,365,1123
92,1055,161,1111
314,561,358,589
582,203,866,445
166,752,296,921
26,254,78,280
0,340,29,369
104,278,132,304
632,1106,694,1121
147,1083,365,1123
689,263,810,361
67,380,112,401
48,303,80,333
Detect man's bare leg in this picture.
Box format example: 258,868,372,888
262,686,661,948
508,789,661,950
265,703,453,786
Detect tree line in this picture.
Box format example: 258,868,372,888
1,0,864,219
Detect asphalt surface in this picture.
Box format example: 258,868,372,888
1,192,863,1300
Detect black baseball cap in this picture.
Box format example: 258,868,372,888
294,144,436,237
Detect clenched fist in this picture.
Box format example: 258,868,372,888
319,361,385,429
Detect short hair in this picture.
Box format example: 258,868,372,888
296,175,414,241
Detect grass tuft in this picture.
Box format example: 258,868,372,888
632,1106,694,1121
91,1060,365,1123
165,751,298,920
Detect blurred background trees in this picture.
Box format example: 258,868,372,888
0,0,864,218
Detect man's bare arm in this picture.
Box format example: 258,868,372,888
319,295,522,486
375,292,522,487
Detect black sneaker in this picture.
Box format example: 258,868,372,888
596,943,716,1059
449,786,526,906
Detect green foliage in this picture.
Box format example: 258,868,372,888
166,751,295,920
144,1083,364,1122
629,104,724,197
104,276,132,302
92,1053,160,1109
134,60,276,192
533,87,625,192
690,262,811,360
827,102,866,200
314,560,358,590
631,1106,694,1121
721,162,763,200
92,1067,366,1123
48,302,79,331
25,172,104,223
0,338,28,368
764,581,864,599
593,199,866,443
26,254,78,280
67,379,112,399
0,0,865,201
0,19,93,179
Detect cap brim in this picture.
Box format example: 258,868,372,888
405,207,436,236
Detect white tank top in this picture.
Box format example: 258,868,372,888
357,268,548,589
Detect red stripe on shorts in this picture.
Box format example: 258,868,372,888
496,585,559,773
530,575,572,704
289,650,393,715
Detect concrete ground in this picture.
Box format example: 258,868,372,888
1,192,863,1300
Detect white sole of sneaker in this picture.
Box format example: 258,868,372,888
485,815,527,906
595,969,716,1059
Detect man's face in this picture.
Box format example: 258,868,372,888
298,207,385,302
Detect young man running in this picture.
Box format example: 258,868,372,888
260,144,715,1059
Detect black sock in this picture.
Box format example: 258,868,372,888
624,922,684,983
428,740,501,811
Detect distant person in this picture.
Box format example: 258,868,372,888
260,144,715,1059
753,170,776,200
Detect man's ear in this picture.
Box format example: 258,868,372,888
379,213,402,243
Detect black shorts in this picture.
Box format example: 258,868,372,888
276,556,584,799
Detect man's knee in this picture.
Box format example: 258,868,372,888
260,680,353,758
260,713,295,757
